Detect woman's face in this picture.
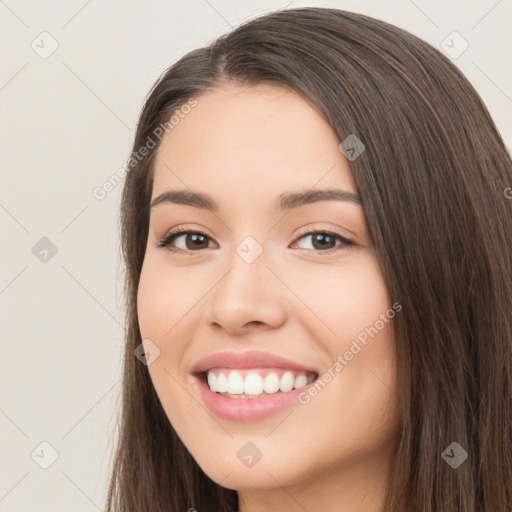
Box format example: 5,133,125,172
137,83,400,503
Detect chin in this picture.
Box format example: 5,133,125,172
189,445,313,491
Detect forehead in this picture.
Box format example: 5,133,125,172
152,83,357,204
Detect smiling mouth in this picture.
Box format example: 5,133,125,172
200,368,319,398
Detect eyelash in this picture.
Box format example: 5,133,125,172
154,225,355,256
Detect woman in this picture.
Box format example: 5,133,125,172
106,7,512,511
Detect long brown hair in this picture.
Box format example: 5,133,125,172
106,7,512,511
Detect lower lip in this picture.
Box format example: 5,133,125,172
194,374,315,422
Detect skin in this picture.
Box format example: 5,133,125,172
137,83,401,512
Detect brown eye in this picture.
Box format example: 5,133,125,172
155,229,215,253
179,233,210,250
292,230,354,253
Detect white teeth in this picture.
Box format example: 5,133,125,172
226,371,244,394
217,372,228,392
279,371,294,392
263,373,280,394
294,374,309,389
207,372,218,392
244,373,264,395
205,369,316,396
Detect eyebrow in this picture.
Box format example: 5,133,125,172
150,188,362,212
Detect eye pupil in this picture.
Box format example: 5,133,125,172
187,234,208,249
312,233,335,250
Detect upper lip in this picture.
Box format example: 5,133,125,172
191,350,319,375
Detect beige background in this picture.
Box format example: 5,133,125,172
0,0,511,510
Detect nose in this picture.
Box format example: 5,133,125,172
205,245,288,336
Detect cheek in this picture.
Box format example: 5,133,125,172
137,258,199,339
290,254,391,341
137,269,165,337
136,261,200,417
290,255,397,415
